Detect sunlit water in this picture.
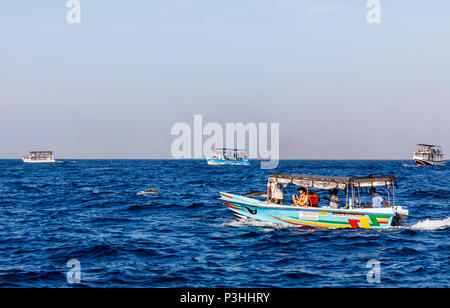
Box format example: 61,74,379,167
0,160,448,287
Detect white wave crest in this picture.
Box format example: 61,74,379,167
222,219,291,229
410,218,450,231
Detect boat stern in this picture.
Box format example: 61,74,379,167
393,206,409,226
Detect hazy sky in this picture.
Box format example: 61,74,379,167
0,1,449,159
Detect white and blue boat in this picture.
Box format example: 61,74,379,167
219,174,409,229
207,148,250,166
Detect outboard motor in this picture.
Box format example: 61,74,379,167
393,206,409,226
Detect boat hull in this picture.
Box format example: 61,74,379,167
414,159,445,166
207,159,250,166
22,158,56,163
219,193,405,229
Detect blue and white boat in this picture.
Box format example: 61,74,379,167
219,174,409,229
207,148,250,166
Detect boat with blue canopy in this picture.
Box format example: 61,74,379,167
207,148,250,166
219,173,409,229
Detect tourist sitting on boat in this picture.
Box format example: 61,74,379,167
307,190,320,207
367,187,390,208
324,188,340,209
292,187,311,207
267,181,284,205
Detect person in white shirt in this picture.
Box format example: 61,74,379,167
367,187,390,208
267,180,284,205
324,188,339,209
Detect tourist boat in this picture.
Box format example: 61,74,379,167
219,174,409,229
207,148,250,166
413,144,445,166
22,151,56,163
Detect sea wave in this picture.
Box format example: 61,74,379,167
401,164,417,168
410,218,450,231
222,219,293,229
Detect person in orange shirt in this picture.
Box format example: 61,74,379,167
308,190,320,207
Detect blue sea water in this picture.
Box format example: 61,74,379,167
0,159,448,288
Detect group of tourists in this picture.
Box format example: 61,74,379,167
266,181,389,209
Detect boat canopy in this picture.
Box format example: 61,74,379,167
29,151,54,154
417,144,441,148
211,148,248,158
216,148,247,151
268,174,397,190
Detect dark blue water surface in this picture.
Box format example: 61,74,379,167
0,160,448,287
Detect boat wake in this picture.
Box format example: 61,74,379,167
223,219,292,229
409,218,450,231
223,217,450,232
93,190,123,194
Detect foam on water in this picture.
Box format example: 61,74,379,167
410,218,450,231
401,164,417,168
223,219,292,229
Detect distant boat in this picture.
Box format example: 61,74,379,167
22,151,56,163
413,144,445,166
207,148,250,166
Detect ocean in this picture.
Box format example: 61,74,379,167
0,159,448,287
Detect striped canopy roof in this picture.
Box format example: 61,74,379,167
268,174,397,190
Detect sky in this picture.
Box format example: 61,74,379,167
0,0,449,159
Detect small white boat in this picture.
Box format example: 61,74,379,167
22,151,56,163
413,144,445,166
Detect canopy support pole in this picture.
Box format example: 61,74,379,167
393,183,396,207
386,182,390,207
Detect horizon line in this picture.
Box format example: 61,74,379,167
0,157,417,161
